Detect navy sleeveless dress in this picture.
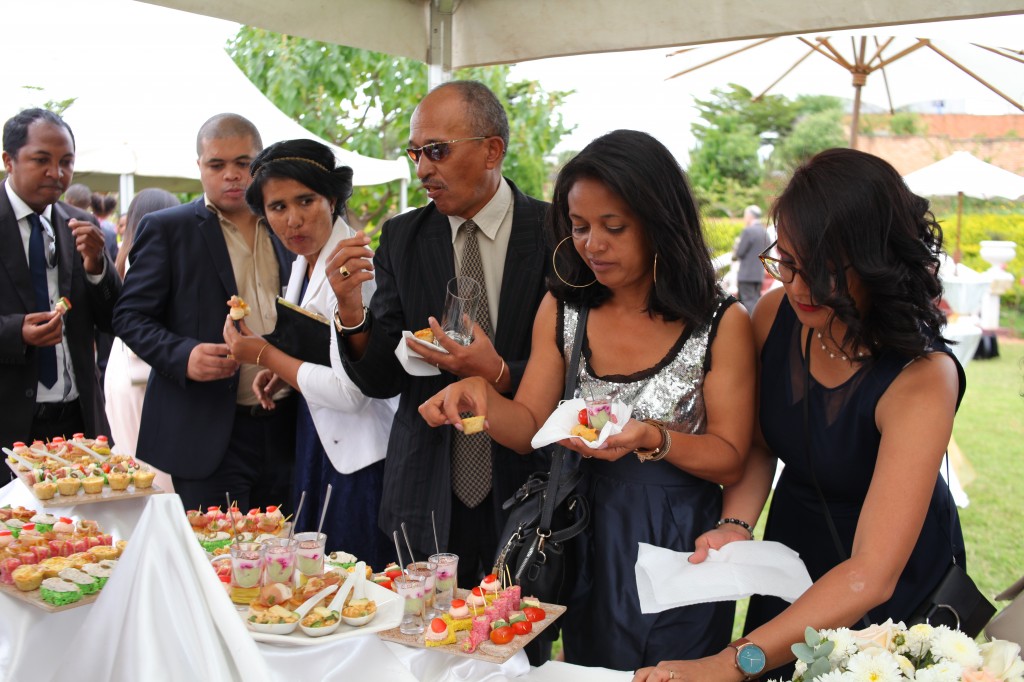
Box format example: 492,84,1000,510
745,298,967,679
560,298,735,671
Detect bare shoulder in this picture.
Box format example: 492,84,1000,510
750,287,785,351
878,350,960,425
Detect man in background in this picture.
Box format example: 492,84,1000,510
734,204,770,312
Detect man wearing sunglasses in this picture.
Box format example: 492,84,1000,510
0,108,120,459
329,81,550,604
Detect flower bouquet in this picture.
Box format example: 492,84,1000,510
775,619,1024,682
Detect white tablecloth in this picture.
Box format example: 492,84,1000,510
0,480,630,682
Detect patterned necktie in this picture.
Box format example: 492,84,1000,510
451,219,493,508
27,213,57,389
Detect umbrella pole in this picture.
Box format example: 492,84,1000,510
849,74,866,148
955,191,964,267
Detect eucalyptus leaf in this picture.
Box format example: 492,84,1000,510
792,642,815,663
807,657,833,680
804,626,820,647
817,640,834,658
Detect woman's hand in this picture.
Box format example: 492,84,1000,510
689,525,753,564
252,370,283,410
633,650,744,681
222,315,269,365
560,417,662,462
419,376,492,429
325,232,374,326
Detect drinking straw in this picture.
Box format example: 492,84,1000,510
431,510,440,555
400,521,416,564
289,490,307,542
392,530,405,571
316,484,333,536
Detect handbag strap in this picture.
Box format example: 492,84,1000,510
536,305,590,534
802,329,871,628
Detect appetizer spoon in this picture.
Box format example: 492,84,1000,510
29,447,73,467
67,440,110,462
2,447,39,473
247,583,337,636
300,571,357,637
340,562,377,627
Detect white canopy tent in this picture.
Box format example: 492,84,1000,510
139,0,1023,84
0,0,409,204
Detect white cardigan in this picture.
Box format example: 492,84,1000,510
286,219,397,474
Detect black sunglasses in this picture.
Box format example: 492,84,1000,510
405,137,488,164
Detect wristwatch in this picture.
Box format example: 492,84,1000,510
635,419,671,462
728,638,767,679
334,305,369,336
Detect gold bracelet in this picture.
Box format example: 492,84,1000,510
255,342,271,367
493,358,506,385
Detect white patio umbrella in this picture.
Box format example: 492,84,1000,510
139,0,1022,84
903,151,1024,262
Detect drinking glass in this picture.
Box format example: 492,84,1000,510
394,574,427,635
407,560,438,618
429,552,459,612
294,531,327,585
584,397,612,431
229,541,264,605
261,537,298,586
440,276,483,346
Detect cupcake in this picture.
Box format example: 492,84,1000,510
66,552,95,569
57,477,81,497
39,577,82,606
12,564,44,591
424,616,457,647
132,470,155,489
59,567,100,595
40,557,72,578
33,481,57,500
89,546,119,562
81,476,104,494
30,514,57,533
107,472,130,491
82,562,113,588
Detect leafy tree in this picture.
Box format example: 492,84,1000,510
773,109,846,171
228,27,573,232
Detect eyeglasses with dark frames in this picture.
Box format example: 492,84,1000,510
405,137,489,164
758,240,805,284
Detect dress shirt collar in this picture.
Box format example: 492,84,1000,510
447,177,512,243
5,181,54,224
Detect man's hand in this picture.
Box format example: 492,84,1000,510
411,319,503,381
22,311,63,347
186,342,239,382
68,219,105,275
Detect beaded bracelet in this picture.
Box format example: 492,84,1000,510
715,517,754,539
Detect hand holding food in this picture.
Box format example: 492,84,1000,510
227,295,250,321
54,297,72,316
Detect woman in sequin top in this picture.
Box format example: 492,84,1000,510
420,129,756,670
635,149,965,682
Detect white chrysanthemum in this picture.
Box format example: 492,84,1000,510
826,629,859,665
846,649,904,682
893,654,916,678
915,660,963,682
817,670,854,682
902,624,934,659
794,659,808,676
930,627,983,669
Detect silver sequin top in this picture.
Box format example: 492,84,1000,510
562,298,730,436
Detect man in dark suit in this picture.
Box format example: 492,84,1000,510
734,204,770,312
113,113,296,512
0,108,120,453
328,81,549,587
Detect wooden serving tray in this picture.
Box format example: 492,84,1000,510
377,590,566,664
0,578,104,612
5,460,163,508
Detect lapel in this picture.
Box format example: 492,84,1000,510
416,209,457,318
194,199,239,298
50,202,76,298
0,182,35,311
495,180,544,351
299,219,349,311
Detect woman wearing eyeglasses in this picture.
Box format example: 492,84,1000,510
222,139,397,568
420,129,756,670
634,148,966,681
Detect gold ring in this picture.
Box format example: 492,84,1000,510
339,266,351,279
669,673,676,680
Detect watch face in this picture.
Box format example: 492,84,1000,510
738,644,767,675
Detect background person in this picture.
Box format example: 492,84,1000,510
635,148,966,682
222,139,397,567
734,204,770,312
420,130,756,671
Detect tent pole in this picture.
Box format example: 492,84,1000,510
849,82,864,148
119,173,136,217
428,0,454,88
399,177,409,214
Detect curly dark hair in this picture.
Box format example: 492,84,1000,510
547,129,719,328
246,139,353,221
771,147,947,359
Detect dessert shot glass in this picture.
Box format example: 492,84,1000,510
395,573,427,635
429,552,459,612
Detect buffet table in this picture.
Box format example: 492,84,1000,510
0,481,630,682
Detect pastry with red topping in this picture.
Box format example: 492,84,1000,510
446,598,473,631
424,616,456,647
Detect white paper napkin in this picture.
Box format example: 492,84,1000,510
635,541,812,614
530,398,632,450
394,330,448,377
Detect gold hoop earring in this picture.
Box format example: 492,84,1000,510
552,236,597,288
653,253,658,285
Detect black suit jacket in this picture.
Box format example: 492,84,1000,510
340,179,551,554
0,182,120,446
112,198,293,478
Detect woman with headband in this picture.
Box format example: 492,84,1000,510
419,130,756,670
223,138,397,567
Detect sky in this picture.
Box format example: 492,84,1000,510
2,0,1022,167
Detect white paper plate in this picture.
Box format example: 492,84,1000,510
245,580,401,647
530,398,633,450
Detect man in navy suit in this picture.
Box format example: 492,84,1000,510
328,81,550,587
0,109,120,453
114,114,296,512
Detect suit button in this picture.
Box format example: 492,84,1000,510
25,389,35,398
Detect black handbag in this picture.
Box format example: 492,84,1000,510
493,306,590,606
263,297,331,366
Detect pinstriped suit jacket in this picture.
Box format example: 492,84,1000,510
340,179,551,556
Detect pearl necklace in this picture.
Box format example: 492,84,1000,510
816,331,868,362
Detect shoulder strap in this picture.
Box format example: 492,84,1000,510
537,305,589,533
702,294,737,373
